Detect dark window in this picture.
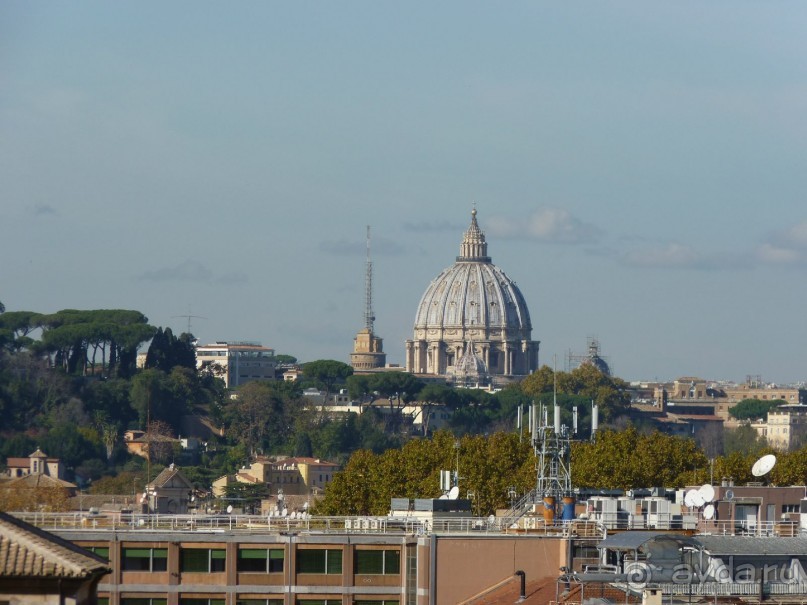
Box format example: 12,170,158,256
237,601,283,605
180,599,225,605
181,549,226,573
353,601,400,605
122,548,167,572
355,550,400,575
297,549,342,574
237,548,284,573
121,599,167,605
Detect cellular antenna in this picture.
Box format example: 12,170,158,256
172,305,207,335
364,225,375,332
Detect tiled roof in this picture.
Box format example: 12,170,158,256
148,465,193,489
0,511,109,578
6,458,29,467
10,473,76,490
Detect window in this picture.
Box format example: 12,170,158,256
237,600,283,605
296,601,341,605
181,548,226,573
180,600,225,605
355,550,400,575
122,548,168,572
237,548,284,573
297,548,342,574
121,599,167,605
87,546,110,561
783,504,799,514
354,601,399,605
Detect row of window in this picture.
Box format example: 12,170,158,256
117,547,400,575
114,599,397,605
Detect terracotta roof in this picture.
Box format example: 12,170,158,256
0,511,109,578
6,458,29,467
9,473,76,490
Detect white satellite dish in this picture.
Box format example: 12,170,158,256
703,504,715,520
281,509,288,517
439,494,448,500
699,484,715,503
752,454,777,477
487,514,496,524
448,486,460,500
226,504,233,514
725,489,734,501
684,489,700,508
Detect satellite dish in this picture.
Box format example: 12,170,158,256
725,489,734,501
448,486,460,500
487,514,496,524
281,509,288,517
226,505,233,514
439,494,448,499
703,504,715,520
699,484,715,503
752,454,777,477
684,489,699,508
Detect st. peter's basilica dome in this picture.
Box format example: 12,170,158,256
405,210,539,379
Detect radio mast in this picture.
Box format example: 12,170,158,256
364,225,375,332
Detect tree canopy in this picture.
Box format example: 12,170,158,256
729,398,784,421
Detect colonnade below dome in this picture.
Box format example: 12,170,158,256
404,337,539,378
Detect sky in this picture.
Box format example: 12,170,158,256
2,2,807,384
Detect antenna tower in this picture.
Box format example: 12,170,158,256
172,305,207,335
364,225,375,332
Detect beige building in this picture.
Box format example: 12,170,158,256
756,405,807,451
214,457,339,498
406,210,539,380
3,447,66,480
196,341,276,388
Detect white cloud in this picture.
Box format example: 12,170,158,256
757,220,807,266
757,243,803,265
621,243,702,268
486,208,601,244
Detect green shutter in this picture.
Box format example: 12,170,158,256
153,549,168,559
123,548,151,558
269,549,284,560
239,549,268,560
211,549,226,559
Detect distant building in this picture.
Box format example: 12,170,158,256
2,447,65,480
213,456,339,498
195,341,276,388
141,464,194,514
758,405,807,451
406,209,539,380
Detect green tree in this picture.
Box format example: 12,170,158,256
729,399,783,421
302,360,354,395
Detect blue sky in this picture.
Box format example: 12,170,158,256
2,2,807,383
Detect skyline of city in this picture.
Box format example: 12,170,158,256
2,3,807,383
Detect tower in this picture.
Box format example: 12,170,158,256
350,226,386,370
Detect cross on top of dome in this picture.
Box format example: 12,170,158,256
458,208,491,262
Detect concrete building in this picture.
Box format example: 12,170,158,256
406,209,539,381
196,342,276,388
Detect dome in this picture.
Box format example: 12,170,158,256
406,210,539,379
